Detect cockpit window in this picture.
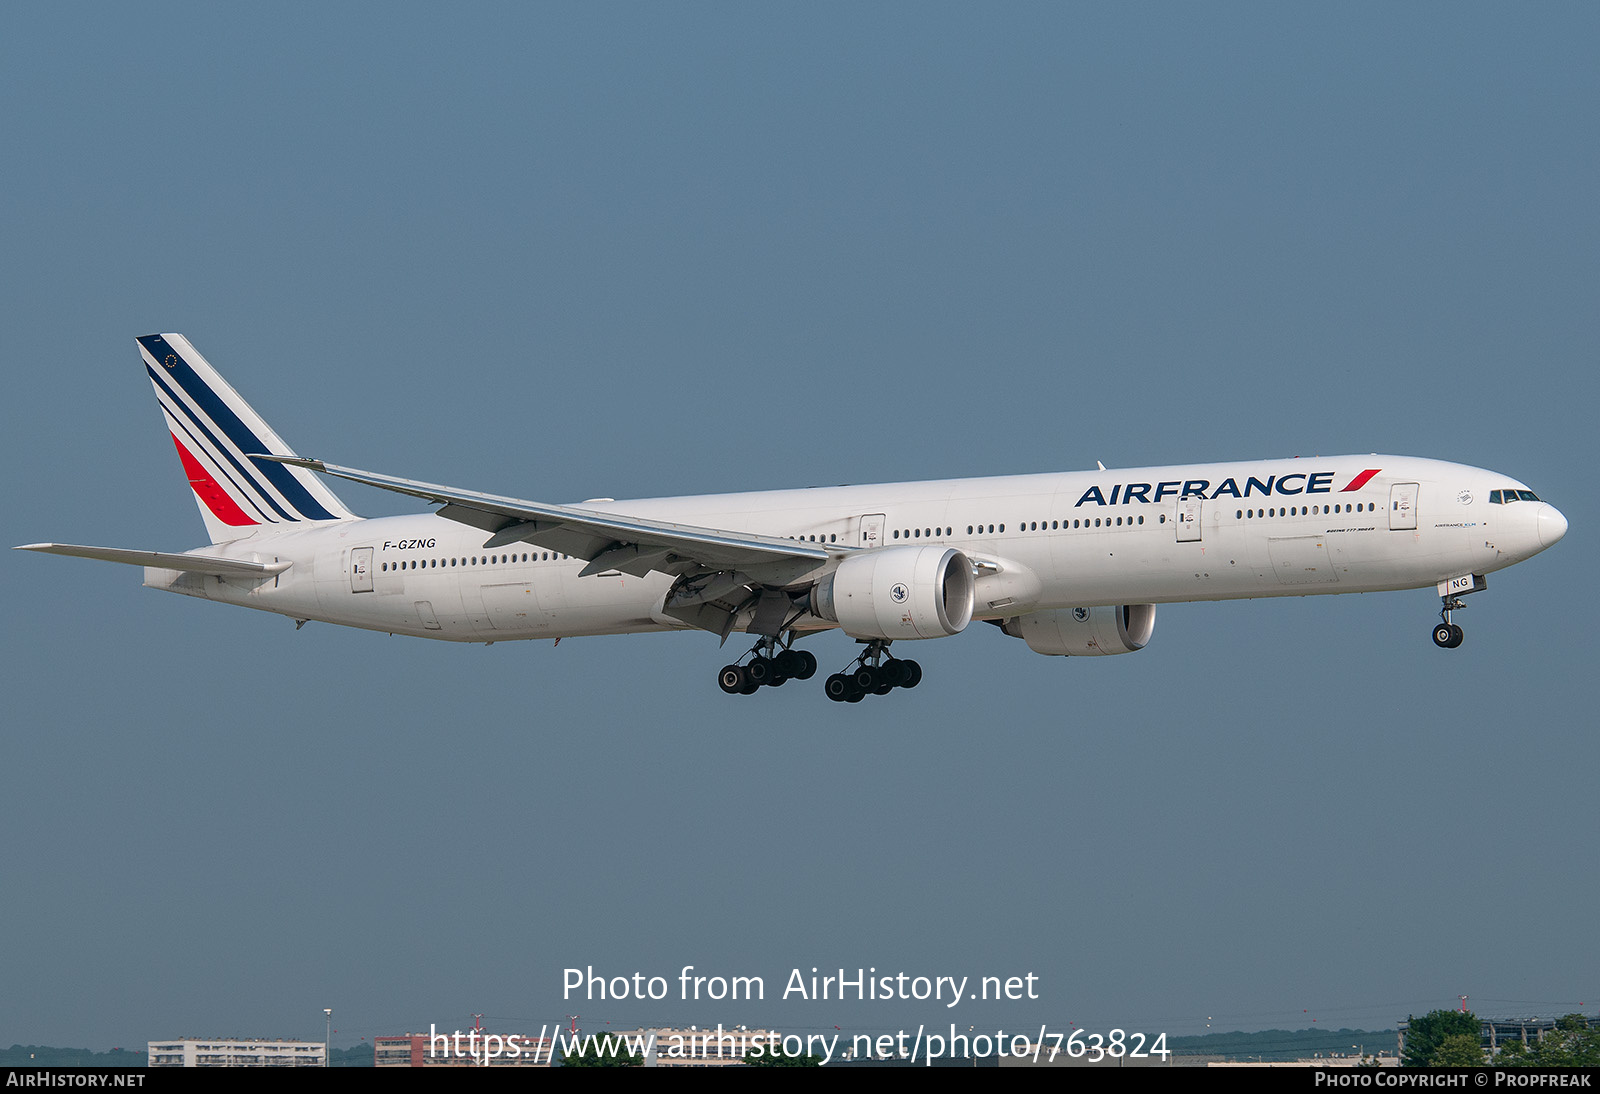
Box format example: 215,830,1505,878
1490,488,1542,504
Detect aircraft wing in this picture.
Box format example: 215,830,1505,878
16,543,293,576
254,456,839,583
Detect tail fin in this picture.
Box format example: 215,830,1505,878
138,333,357,543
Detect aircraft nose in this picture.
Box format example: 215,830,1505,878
1537,503,1568,549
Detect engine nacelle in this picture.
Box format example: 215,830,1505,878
1001,604,1156,656
811,546,975,640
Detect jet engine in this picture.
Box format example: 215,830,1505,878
1000,604,1156,656
810,546,975,640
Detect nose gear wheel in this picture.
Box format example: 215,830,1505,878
1432,594,1466,649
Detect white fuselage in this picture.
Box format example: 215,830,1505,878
145,454,1561,644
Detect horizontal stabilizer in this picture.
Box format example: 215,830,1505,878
15,543,292,577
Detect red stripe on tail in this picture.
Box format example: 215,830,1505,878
171,434,258,526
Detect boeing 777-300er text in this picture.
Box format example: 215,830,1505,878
19,335,1569,701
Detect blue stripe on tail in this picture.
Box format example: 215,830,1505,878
137,335,340,522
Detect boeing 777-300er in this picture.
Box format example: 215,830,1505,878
19,335,1569,701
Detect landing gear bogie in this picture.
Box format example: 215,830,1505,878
716,634,819,695
823,640,924,701
718,634,927,700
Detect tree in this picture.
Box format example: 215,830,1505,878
1429,1033,1487,1066
1495,1015,1600,1067
1401,1010,1480,1068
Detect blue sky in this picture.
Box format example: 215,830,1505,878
3,3,1595,1052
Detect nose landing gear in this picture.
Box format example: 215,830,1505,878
1432,594,1465,649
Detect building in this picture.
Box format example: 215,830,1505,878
1399,1014,1600,1059
147,1039,325,1067
374,1031,555,1067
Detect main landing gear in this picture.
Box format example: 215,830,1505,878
716,636,923,700
717,634,819,695
823,639,921,703
1432,593,1466,649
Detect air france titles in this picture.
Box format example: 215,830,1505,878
1074,471,1339,508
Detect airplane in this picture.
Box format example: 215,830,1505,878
19,334,1568,701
